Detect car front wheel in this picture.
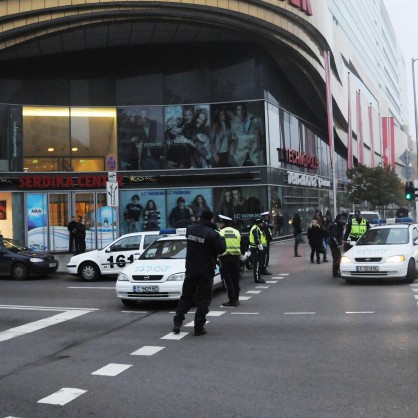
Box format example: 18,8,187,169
405,259,416,284
79,262,100,281
11,262,29,280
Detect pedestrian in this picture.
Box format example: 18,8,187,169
67,215,78,253
249,218,268,283
320,214,331,262
173,210,226,336
75,216,86,254
292,213,302,257
307,219,322,264
329,214,347,277
343,209,370,250
218,214,242,307
260,211,273,272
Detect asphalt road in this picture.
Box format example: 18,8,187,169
1,240,418,417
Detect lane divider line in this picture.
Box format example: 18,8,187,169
38,388,87,406
131,346,165,356
91,363,132,376
160,332,188,340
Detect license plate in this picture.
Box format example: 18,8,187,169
133,285,159,293
49,262,57,268
356,266,379,272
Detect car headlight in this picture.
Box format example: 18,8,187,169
340,256,352,264
386,255,405,263
167,272,185,281
117,273,129,281
29,257,44,263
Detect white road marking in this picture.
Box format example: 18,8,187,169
230,312,259,315
272,277,282,280
68,286,115,290
411,288,418,292
266,280,278,283
38,388,87,405
239,296,251,300
0,304,98,311
278,273,289,276
414,295,418,299
131,346,165,356
346,311,374,314
207,311,226,316
92,363,132,376
121,311,149,314
246,290,261,294
0,310,92,342
161,332,188,340
284,312,316,315
256,286,269,289
185,320,210,327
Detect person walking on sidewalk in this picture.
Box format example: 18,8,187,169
307,218,322,264
173,210,226,336
292,213,303,257
249,218,268,283
218,214,242,307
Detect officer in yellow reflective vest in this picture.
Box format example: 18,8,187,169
218,214,242,307
249,218,267,283
343,209,370,250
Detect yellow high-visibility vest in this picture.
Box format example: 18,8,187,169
220,226,241,256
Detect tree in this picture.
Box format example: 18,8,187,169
346,164,405,207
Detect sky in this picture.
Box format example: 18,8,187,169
383,0,418,133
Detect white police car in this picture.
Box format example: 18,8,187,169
340,218,418,283
115,234,222,306
67,231,167,281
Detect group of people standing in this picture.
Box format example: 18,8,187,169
172,211,273,336
67,216,86,254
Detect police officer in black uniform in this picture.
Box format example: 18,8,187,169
218,214,242,307
173,210,226,336
260,211,273,274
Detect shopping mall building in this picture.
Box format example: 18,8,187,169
0,0,413,251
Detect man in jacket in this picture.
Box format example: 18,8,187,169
343,209,370,251
218,214,242,307
173,210,226,336
329,214,347,277
249,218,267,283
67,215,78,253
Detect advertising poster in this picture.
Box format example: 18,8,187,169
120,190,166,234
213,186,266,231
0,200,6,220
27,193,48,250
117,106,165,171
211,101,265,167
167,189,213,228
164,104,212,169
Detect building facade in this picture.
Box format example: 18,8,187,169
0,0,411,252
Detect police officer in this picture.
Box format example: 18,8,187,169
343,209,370,250
218,214,242,307
260,211,273,274
329,214,347,277
173,210,226,336
249,218,267,283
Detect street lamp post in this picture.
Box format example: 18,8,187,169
413,58,418,164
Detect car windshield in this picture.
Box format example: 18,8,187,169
2,238,29,253
141,240,187,260
356,228,409,245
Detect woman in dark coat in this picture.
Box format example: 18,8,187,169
307,218,322,264
292,213,302,257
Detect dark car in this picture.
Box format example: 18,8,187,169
0,238,59,280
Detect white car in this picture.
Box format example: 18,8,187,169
67,231,166,281
340,219,418,284
116,235,222,306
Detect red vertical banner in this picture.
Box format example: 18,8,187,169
356,90,364,164
324,50,334,170
382,117,395,170
368,105,375,168
347,73,353,169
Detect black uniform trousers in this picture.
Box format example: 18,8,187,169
174,274,214,331
250,247,264,282
220,254,240,303
264,242,270,269
69,233,75,253
329,240,341,276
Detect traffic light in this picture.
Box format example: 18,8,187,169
405,181,415,200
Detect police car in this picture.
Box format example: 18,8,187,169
67,231,168,281
340,218,418,283
115,233,222,306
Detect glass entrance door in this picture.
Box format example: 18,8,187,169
49,193,69,251
73,192,95,252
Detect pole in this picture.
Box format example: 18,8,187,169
413,59,418,168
